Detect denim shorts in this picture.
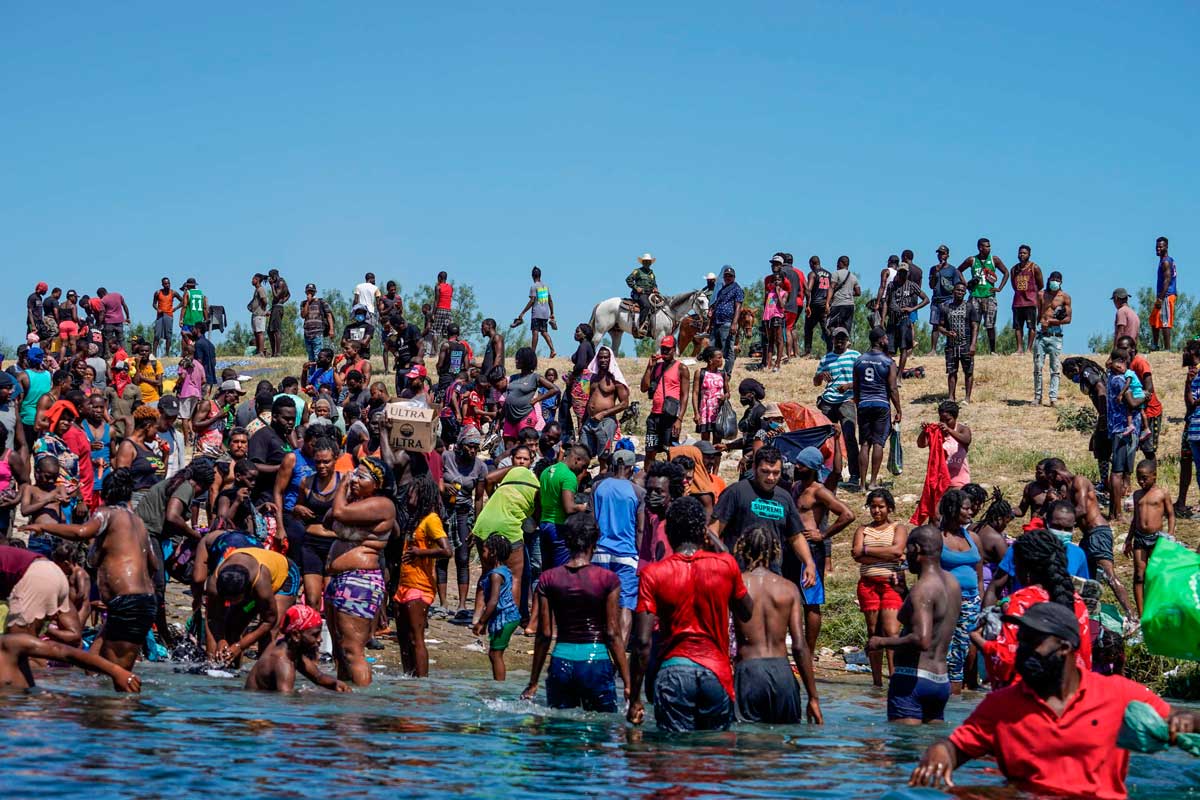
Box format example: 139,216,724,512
652,658,734,732
547,647,617,713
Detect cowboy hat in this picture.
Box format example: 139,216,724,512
637,252,655,265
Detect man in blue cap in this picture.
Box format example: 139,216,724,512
791,446,855,653
708,266,744,376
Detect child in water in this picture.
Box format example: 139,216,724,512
1124,459,1175,616
472,534,522,680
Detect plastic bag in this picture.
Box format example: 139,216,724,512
1117,700,1200,757
1141,537,1200,662
715,400,738,440
887,424,903,476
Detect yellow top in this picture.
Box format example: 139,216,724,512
232,547,289,592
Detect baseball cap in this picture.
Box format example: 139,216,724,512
936,244,949,254
695,440,718,456
829,326,850,339
770,255,785,265
795,446,824,471
659,335,676,349
158,395,181,417
612,449,637,467
219,379,245,394
1002,601,1081,648
305,283,317,293
26,346,45,366
406,364,428,379
36,282,48,293
1111,288,1130,300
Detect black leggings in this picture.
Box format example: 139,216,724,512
435,509,472,588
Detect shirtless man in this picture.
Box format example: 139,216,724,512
1125,459,1175,616
791,446,855,654
23,468,158,671
581,345,629,458
1018,458,1056,519
867,525,960,724
20,455,68,532
732,527,823,724
1046,458,1133,617
1033,270,1071,406
0,633,140,693
245,605,349,693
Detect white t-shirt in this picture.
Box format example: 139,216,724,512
353,282,380,310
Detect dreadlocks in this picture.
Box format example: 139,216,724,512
734,526,780,571
1013,529,1076,609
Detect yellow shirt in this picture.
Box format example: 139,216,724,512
136,358,163,404
400,513,445,597
232,547,290,592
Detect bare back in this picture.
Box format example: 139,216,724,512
735,568,800,660
895,567,960,674
93,506,156,600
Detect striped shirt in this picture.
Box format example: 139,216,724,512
817,349,861,404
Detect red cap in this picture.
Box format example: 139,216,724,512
283,604,323,634
35,282,48,293
660,335,675,349
406,364,428,379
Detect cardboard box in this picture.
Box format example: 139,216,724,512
385,401,438,453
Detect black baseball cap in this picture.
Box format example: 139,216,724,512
1002,602,1081,648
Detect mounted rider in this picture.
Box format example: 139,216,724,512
626,252,661,337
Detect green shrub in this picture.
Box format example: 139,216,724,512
1057,405,1098,435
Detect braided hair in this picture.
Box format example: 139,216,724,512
979,487,1013,531
1013,528,1075,609
734,526,780,571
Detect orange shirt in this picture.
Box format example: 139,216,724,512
400,512,445,597
155,290,176,315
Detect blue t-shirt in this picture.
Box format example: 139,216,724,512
998,543,1090,587
1158,256,1178,297
854,350,894,409
593,477,642,560
307,366,336,396
1105,371,1144,437
931,264,964,302
1188,373,1200,443
817,349,860,405
711,282,745,325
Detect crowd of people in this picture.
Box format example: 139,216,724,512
0,236,1194,799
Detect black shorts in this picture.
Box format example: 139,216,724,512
767,317,784,330
1012,306,1038,331
269,305,285,332
300,533,335,576
857,405,891,447
530,318,549,333
1090,427,1113,463
887,322,913,352
645,413,677,451
945,350,974,377
104,593,157,643
734,657,803,724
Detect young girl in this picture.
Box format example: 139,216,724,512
762,267,789,372
472,533,522,680
850,488,908,688
692,347,729,444
540,368,560,424
394,476,451,677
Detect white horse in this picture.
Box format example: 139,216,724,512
589,289,709,355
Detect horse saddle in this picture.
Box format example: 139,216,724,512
619,298,640,314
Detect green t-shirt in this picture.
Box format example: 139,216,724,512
539,461,579,524
182,289,206,325
472,467,539,544
135,479,197,539
969,256,997,299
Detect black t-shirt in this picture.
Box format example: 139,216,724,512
571,341,596,375
42,296,59,321
714,478,804,577
248,425,288,503
342,322,376,357
26,293,43,327
388,322,422,370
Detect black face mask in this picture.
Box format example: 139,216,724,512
1016,643,1066,695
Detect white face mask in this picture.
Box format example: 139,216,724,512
1048,528,1074,546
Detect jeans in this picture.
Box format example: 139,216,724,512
547,654,617,712
1033,334,1062,401
521,523,542,621
653,660,734,732
304,335,328,363
712,320,736,374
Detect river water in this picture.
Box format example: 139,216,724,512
2,666,1197,799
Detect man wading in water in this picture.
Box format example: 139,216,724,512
868,525,959,724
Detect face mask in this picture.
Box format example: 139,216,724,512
1048,528,1074,546
1015,643,1066,695
741,396,755,408
1048,280,1062,291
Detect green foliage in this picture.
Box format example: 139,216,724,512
816,579,868,651
1089,287,1196,354
216,304,305,357
1056,404,1099,434
1125,644,1200,701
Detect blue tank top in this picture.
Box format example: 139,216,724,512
1158,256,1177,297
940,528,980,595
479,565,521,633
283,451,314,512
854,350,893,409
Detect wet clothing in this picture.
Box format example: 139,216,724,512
653,658,735,732
734,657,804,724
537,563,621,644
887,667,950,722
103,593,157,643
325,568,383,618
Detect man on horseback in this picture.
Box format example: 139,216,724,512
626,253,660,337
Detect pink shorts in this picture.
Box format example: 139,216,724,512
501,408,541,438
395,586,435,606
58,321,79,340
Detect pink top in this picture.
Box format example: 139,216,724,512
177,362,205,399
1114,305,1139,341
100,292,126,324
0,450,12,493
651,360,682,415
944,432,970,488
697,369,724,425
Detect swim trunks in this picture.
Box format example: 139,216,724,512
546,642,617,712
489,619,520,651
104,593,157,643
1150,294,1175,329
324,568,382,618
1129,528,1162,551
734,657,803,724
1082,525,1114,575
653,658,734,732
887,666,950,722
591,556,639,610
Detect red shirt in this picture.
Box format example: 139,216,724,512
981,587,1092,687
1128,354,1162,418
63,424,96,511
435,282,453,311
0,545,41,597
949,670,1170,800
636,549,747,698
637,512,671,566
791,267,807,310
460,389,485,427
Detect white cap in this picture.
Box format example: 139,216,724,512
704,272,716,280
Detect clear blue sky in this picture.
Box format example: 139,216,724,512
3,2,1197,353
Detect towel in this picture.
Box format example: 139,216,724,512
910,423,950,525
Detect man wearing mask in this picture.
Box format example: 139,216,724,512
910,602,1196,798
957,238,1009,355
1033,271,1071,407
626,253,660,338
928,245,963,353
708,266,744,376
342,305,376,360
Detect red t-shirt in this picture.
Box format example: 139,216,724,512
791,268,807,310
638,512,671,566
1128,354,1162,418
460,389,485,427
635,549,747,698
981,587,1092,687
949,670,1170,800
435,282,453,311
